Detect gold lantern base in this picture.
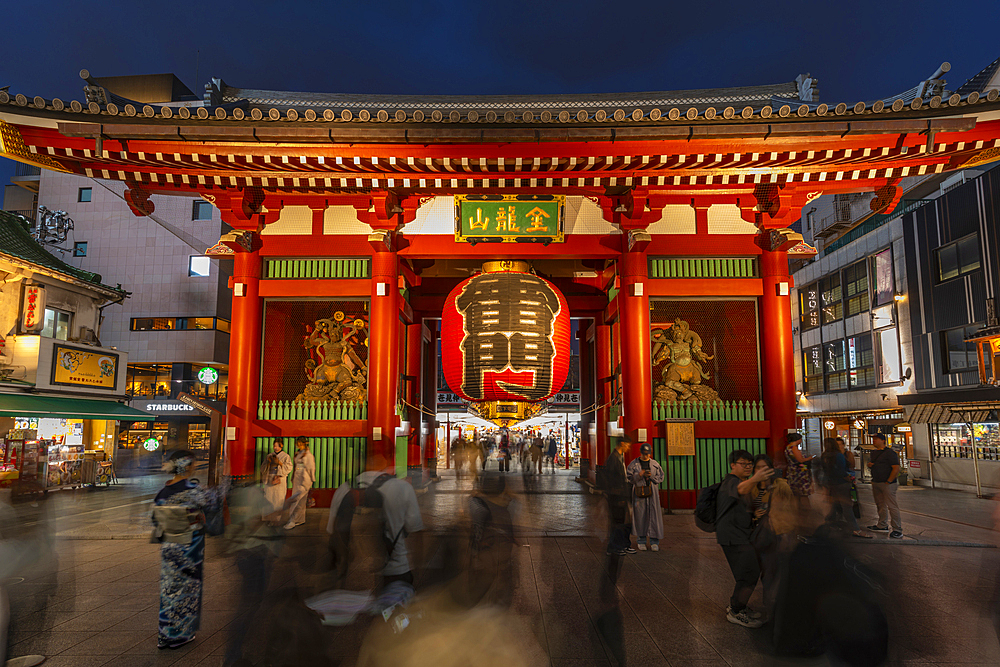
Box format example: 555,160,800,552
468,400,547,427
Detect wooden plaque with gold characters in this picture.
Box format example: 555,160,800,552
666,422,695,456
455,195,564,243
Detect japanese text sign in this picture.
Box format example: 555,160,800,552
455,195,564,243
22,285,46,332
51,344,119,390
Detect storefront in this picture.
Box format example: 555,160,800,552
798,409,908,481
122,397,224,465
0,394,153,492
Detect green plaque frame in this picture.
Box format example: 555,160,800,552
455,195,565,243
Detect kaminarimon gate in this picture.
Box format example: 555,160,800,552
3,70,1000,507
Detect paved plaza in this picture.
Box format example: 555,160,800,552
6,466,1000,666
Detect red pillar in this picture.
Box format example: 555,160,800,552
227,249,263,479
760,249,795,461
595,323,612,468
577,325,594,479
368,251,399,470
421,322,438,475
619,249,653,460
405,321,423,474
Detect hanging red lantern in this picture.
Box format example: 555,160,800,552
441,261,570,403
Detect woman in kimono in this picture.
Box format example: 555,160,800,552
284,436,316,530
152,450,227,650
626,443,664,551
261,438,293,516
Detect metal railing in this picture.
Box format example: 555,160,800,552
13,163,41,178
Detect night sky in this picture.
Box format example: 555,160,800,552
2,0,999,190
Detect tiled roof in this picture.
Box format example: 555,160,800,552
219,81,800,112
957,57,1000,95
0,210,126,297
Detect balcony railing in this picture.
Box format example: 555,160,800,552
13,163,41,178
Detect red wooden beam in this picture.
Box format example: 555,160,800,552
645,279,763,297
251,420,368,438
258,279,371,298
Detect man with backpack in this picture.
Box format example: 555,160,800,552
715,448,772,628
328,470,425,589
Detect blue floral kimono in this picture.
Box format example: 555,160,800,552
152,479,226,647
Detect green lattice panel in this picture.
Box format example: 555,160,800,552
264,258,370,279
254,436,366,489
648,257,757,279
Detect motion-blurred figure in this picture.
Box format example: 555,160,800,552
462,472,517,607
601,437,634,556
284,436,315,530
223,482,284,667
627,443,664,551
151,450,228,650
261,438,292,516
820,438,870,539
0,488,47,667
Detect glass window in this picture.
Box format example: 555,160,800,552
821,273,843,324
872,304,895,329
800,283,820,331
936,234,981,282
131,317,225,332
958,235,982,274
825,340,847,391
942,325,982,372
847,335,875,388
189,256,211,277
843,261,869,317
804,345,823,394
878,327,902,383
73,241,87,257
871,249,895,306
40,308,71,340
77,187,92,203
192,200,214,221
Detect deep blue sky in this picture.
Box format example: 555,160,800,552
2,0,999,191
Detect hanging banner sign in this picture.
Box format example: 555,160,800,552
22,285,46,331
455,195,564,243
51,344,119,389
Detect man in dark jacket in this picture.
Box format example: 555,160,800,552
603,438,636,556
716,448,771,628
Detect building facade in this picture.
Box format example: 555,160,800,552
0,209,150,490
36,170,232,461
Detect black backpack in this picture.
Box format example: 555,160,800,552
694,481,733,532
331,474,406,575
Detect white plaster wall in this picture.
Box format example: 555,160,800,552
262,205,312,235
707,205,757,234
323,206,373,234
646,205,695,235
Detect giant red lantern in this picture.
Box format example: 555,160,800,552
442,262,570,403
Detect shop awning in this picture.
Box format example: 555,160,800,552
0,394,155,421
907,403,997,424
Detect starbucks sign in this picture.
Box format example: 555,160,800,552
197,367,219,384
